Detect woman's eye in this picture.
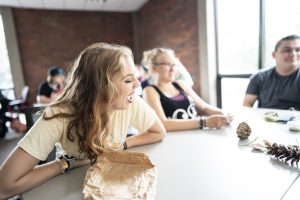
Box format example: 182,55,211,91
125,80,132,83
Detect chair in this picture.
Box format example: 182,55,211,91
8,85,29,113
24,106,42,131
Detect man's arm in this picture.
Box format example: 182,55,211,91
243,94,257,107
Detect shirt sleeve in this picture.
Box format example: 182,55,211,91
246,73,260,95
130,95,157,133
18,108,63,161
37,82,52,97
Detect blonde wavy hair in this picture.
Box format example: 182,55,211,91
141,48,175,69
141,48,176,83
43,43,132,163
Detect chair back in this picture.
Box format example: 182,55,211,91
20,86,29,102
8,86,30,113
24,106,42,131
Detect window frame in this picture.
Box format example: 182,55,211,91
0,7,25,98
214,0,265,108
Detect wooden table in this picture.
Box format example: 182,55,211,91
21,107,300,200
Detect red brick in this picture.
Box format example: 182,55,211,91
13,8,134,104
135,0,200,94
12,0,199,105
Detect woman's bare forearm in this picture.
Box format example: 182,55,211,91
2,161,61,199
162,119,200,132
126,130,165,148
0,148,61,199
126,119,166,148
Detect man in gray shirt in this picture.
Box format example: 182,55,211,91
243,35,300,110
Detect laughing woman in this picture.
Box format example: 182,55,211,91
0,43,166,199
142,48,232,131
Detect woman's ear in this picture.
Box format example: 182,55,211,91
272,51,277,59
152,64,158,72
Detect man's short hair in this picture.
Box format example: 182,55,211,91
48,66,64,77
274,35,300,51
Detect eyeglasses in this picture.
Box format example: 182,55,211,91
153,62,177,70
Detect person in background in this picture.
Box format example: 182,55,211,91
243,35,300,110
142,47,232,132
0,43,166,199
36,66,65,104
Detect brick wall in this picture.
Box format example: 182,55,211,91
12,1,199,105
13,8,134,104
134,0,200,93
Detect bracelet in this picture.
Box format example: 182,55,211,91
57,158,68,174
57,155,76,173
123,141,128,150
199,117,203,129
199,116,206,129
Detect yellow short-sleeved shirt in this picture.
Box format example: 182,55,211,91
18,95,157,161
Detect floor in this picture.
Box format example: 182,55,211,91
0,128,23,164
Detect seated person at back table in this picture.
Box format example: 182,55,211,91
243,35,300,110
142,47,232,131
37,66,65,104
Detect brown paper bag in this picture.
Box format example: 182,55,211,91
83,150,157,200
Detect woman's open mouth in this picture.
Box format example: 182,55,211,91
127,95,133,103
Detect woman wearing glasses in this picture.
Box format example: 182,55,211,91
142,48,232,131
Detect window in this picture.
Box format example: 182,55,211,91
0,14,14,99
215,0,300,109
217,0,259,75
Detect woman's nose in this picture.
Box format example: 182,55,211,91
134,77,141,89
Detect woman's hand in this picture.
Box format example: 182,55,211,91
205,114,232,129
226,113,234,123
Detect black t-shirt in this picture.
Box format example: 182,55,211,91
37,81,54,98
246,67,300,110
150,82,197,119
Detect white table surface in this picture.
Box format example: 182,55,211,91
21,107,300,200
281,173,300,200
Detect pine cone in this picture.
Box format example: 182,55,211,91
236,122,251,139
264,141,300,166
